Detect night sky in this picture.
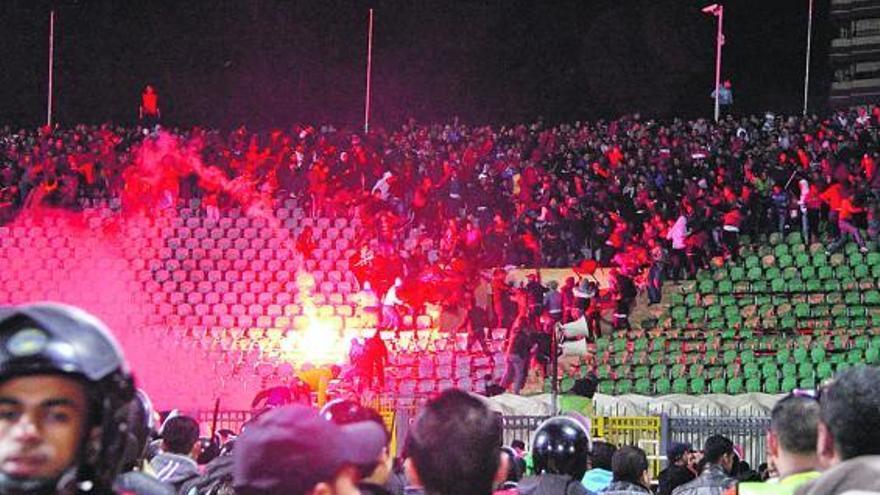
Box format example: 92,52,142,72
1,0,833,130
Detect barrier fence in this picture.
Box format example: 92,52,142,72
196,408,769,473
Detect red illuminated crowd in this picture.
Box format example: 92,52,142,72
3,108,880,282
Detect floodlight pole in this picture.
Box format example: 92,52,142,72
47,9,55,127
713,6,724,122
364,8,374,134
803,0,814,116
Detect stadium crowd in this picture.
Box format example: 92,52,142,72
3,106,880,279
0,302,879,495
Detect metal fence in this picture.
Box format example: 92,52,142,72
196,408,770,471
666,415,771,469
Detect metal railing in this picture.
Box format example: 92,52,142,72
196,408,769,471
666,415,770,469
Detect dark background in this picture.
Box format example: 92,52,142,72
1,0,833,130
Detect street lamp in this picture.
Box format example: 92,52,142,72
703,4,724,122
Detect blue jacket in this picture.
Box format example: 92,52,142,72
582,468,613,495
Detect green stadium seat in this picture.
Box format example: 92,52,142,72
800,377,816,389
655,378,671,395
778,254,792,268
781,376,798,392
747,266,763,281
616,379,633,394
765,378,781,394
815,361,833,380
698,279,715,294
599,380,615,394
771,278,785,292
729,266,745,282
867,346,879,364
672,377,688,394
762,362,778,379
690,377,706,394
635,378,652,395
726,377,744,394
710,377,726,394
745,377,762,393
650,363,666,379
769,233,783,246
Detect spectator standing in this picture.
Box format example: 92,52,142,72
735,393,820,494
582,441,616,495
560,277,577,323
233,405,386,495
647,244,665,305
770,184,790,234
601,446,653,495
500,318,535,394
457,297,492,356
795,366,880,494
525,272,547,318
672,435,737,495
140,84,161,126
544,280,563,323
151,416,202,491
406,390,505,495
826,195,868,254
321,401,394,495
381,278,406,331
658,442,696,495
518,416,590,495
363,330,389,391
667,211,690,280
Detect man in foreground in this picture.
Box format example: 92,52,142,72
406,389,507,495
796,366,880,494
734,393,820,494
601,446,652,495
658,443,695,495
149,415,201,491
0,303,136,495
673,435,736,495
233,404,386,495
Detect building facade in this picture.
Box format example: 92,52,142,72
830,0,880,108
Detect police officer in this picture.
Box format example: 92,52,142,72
0,303,135,495
517,417,591,495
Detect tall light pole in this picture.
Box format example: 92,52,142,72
47,9,55,127
803,0,814,116
703,4,724,122
364,8,374,134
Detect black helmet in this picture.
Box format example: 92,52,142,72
120,389,157,472
0,303,135,494
531,416,591,480
320,399,376,424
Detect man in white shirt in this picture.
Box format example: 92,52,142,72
381,277,405,331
